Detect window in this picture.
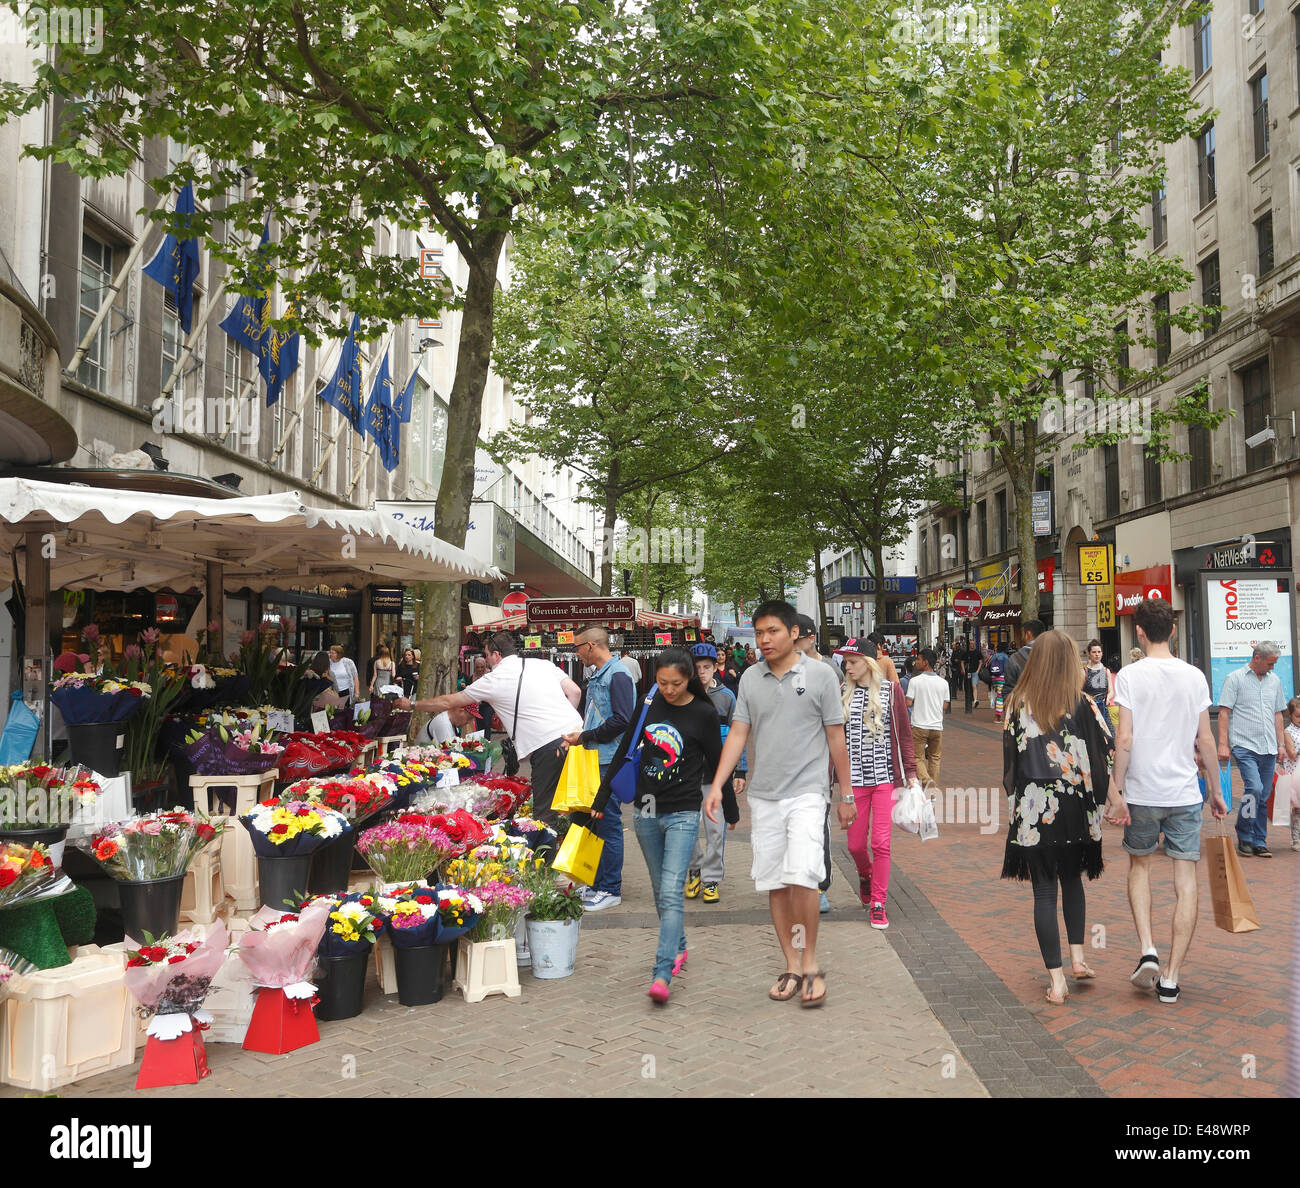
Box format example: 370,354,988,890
1115,320,1129,383
1251,72,1269,162
1196,124,1216,207
1154,293,1171,365
975,500,987,559
223,339,247,440
1256,211,1275,276
1151,184,1167,246
1103,444,1120,519
994,489,1008,554
1193,12,1211,79
161,291,184,401
78,233,117,393
1143,445,1162,505
1249,0,1262,14
1200,252,1221,335
1189,389,1212,491
1242,360,1272,473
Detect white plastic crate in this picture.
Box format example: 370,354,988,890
180,848,226,925
0,950,136,1090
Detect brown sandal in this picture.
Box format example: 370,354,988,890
801,970,827,1008
769,971,803,1001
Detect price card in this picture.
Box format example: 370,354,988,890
311,710,330,734
352,700,370,719
268,710,295,734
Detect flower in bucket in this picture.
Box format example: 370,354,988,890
356,820,458,885
240,799,349,857
467,880,534,942
77,809,225,881
303,892,384,955
382,883,482,947
0,764,102,829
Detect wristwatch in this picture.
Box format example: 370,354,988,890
841,793,855,805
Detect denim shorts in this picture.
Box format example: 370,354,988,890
1122,802,1203,861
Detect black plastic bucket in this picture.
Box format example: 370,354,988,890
393,943,448,1006
117,874,185,942
307,834,354,895
257,854,314,912
314,951,369,1021
66,722,125,777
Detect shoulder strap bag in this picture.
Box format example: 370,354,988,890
501,658,525,777
609,692,656,804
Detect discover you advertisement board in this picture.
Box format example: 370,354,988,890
1202,574,1296,703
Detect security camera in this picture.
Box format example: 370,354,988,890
1245,426,1276,450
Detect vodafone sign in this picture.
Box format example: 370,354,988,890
1114,565,1172,616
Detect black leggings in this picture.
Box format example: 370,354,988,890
1030,868,1086,969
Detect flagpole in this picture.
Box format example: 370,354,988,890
347,444,375,497
66,150,199,377
309,328,395,486
269,335,345,464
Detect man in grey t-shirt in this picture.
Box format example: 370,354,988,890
794,613,843,912
707,601,851,1008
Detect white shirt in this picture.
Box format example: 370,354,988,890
620,655,642,683
422,711,457,744
906,671,949,731
1114,657,1211,807
329,657,358,693
463,654,582,757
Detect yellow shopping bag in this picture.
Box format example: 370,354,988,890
552,745,600,812
552,822,605,886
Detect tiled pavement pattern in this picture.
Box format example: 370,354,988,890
907,706,1291,1098
10,826,985,1098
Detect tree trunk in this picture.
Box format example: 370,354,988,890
417,225,507,718
1004,416,1040,623
599,461,619,596
871,542,887,630
640,492,659,606
811,545,829,639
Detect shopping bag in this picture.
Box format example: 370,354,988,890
1198,764,1233,811
552,745,600,812
1269,769,1293,827
0,691,40,764
891,783,928,835
1205,831,1262,934
552,823,604,886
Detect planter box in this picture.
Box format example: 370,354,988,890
180,848,226,925
0,950,135,1090
454,938,520,1003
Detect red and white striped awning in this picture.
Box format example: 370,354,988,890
467,608,699,634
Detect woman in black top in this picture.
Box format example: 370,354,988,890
396,647,419,698
587,648,724,1004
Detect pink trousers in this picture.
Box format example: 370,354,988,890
846,784,894,904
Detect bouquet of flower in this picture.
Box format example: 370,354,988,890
0,948,36,1003
124,923,229,1040
294,777,394,823
0,764,101,830
78,809,224,880
237,901,331,990
444,854,512,889
356,818,457,884
466,880,534,942
50,670,152,725
503,816,558,857
393,808,489,856
460,775,531,820
0,840,64,908
183,720,285,776
239,799,350,857
378,882,482,947
305,891,385,956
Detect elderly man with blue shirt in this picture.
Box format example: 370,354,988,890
1216,642,1288,859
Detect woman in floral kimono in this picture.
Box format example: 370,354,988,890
1001,630,1113,1005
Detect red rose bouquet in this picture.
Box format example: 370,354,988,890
77,808,225,880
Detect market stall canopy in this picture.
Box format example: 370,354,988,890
0,477,502,591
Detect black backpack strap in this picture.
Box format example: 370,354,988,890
510,656,525,743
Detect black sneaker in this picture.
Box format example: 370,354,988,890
1130,953,1160,989
1156,978,1180,1004
1252,845,1273,858
1237,842,1255,858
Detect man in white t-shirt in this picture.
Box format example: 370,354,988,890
1108,598,1226,1006
401,631,583,826
906,648,950,787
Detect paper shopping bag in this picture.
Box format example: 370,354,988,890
552,746,600,812
1268,770,1293,827
1205,833,1262,934
552,823,604,886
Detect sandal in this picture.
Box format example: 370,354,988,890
1045,984,1069,1005
769,971,802,1001
801,970,827,1008
1069,963,1098,980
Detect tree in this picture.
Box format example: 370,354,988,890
1,0,800,695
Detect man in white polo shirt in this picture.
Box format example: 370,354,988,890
906,647,949,787
401,631,583,827
706,600,852,1009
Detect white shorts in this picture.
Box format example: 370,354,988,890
750,791,827,892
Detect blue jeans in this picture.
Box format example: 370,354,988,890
1232,746,1275,848
590,764,624,895
633,810,699,983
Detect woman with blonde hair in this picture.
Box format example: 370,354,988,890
832,638,918,930
1001,630,1113,1004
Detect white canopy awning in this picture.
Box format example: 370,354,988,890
0,477,501,592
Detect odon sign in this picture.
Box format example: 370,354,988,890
1204,577,1295,702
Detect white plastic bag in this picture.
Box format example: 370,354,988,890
892,781,941,841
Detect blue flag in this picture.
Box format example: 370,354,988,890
218,222,302,406
363,353,401,473
319,314,364,434
142,182,202,333
392,368,415,424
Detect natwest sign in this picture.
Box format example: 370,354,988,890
1114,565,1172,616
526,597,636,625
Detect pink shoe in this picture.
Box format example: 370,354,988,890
672,949,688,977
647,980,670,1004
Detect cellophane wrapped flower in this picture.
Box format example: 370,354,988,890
296,776,394,822
503,816,558,857
303,892,385,956
124,923,229,1040
357,819,457,884
239,799,350,857
79,808,225,880
0,948,36,1002
467,880,534,942
0,764,101,828
391,809,488,857
377,883,482,947
237,901,331,993
50,672,152,724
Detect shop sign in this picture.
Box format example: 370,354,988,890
1079,543,1113,586
1204,577,1295,702
1114,566,1171,616
1037,558,1055,593
369,585,404,612
1032,490,1052,536
526,597,635,625
1203,538,1289,570
980,604,1022,625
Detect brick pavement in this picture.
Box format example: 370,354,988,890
891,703,1292,1098
4,828,986,1099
